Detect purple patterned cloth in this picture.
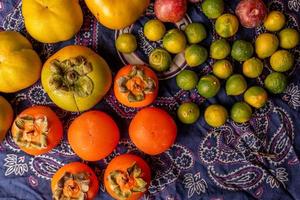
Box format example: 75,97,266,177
1,0,300,199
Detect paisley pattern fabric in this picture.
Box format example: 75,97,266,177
0,0,300,199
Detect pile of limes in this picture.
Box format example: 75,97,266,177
175,5,299,127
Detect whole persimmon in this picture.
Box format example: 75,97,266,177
51,162,99,200
104,154,151,200
114,65,159,108
68,111,120,161
11,106,63,156
129,107,177,155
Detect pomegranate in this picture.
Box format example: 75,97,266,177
235,0,268,28
154,0,187,23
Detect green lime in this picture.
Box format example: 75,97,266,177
197,74,220,98
255,33,279,59
244,86,268,109
115,33,137,53
231,40,254,62
149,48,172,72
226,74,247,96
264,72,288,94
144,19,166,41
231,102,252,123
270,50,294,72
185,23,207,44
215,14,239,38
212,60,233,79
243,57,263,78
279,28,300,49
163,29,187,54
210,39,231,59
176,70,199,90
264,11,286,32
185,44,208,67
201,0,224,19
204,104,228,127
177,102,200,124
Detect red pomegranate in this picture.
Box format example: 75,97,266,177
154,0,187,23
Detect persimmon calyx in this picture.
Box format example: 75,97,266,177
53,172,91,200
117,66,156,102
107,163,147,199
49,56,94,98
14,115,49,149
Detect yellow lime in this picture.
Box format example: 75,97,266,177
185,23,207,44
279,28,300,49
226,74,247,96
270,50,294,72
144,19,166,41
204,104,228,127
177,102,200,124
255,33,279,59
263,11,285,32
210,39,231,59
264,72,288,94
176,70,199,90
243,57,263,78
185,44,208,67
231,102,252,123
215,14,239,38
212,60,233,79
149,48,172,72
231,40,254,62
244,86,268,109
163,29,187,54
197,74,220,98
115,33,137,53
201,0,224,19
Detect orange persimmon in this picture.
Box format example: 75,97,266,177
129,107,177,155
51,162,99,200
114,65,159,108
11,106,63,156
104,154,151,200
68,110,120,161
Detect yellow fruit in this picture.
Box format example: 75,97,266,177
279,28,300,49
243,57,263,78
22,0,83,43
263,11,285,32
270,50,294,72
0,96,13,142
215,14,239,38
204,104,228,127
144,19,166,41
0,31,42,93
255,33,279,59
244,86,268,109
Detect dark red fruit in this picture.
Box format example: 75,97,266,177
154,0,187,23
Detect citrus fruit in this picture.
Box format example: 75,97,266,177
255,33,279,59
144,19,166,41
279,28,300,49
212,60,233,79
185,44,208,67
0,96,13,142
201,0,224,19
215,14,239,38
129,107,177,155
176,70,199,90
104,154,151,200
177,102,200,124
263,11,285,32
270,50,294,72
204,104,228,127
68,111,120,161
163,29,187,54
264,72,288,94
184,22,207,44
210,39,231,59
244,86,268,108
197,74,221,98
11,106,63,156
230,102,252,123
243,57,263,78
51,162,99,200
115,33,137,53
149,48,172,71
114,65,159,108
226,74,247,96
231,40,254,62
